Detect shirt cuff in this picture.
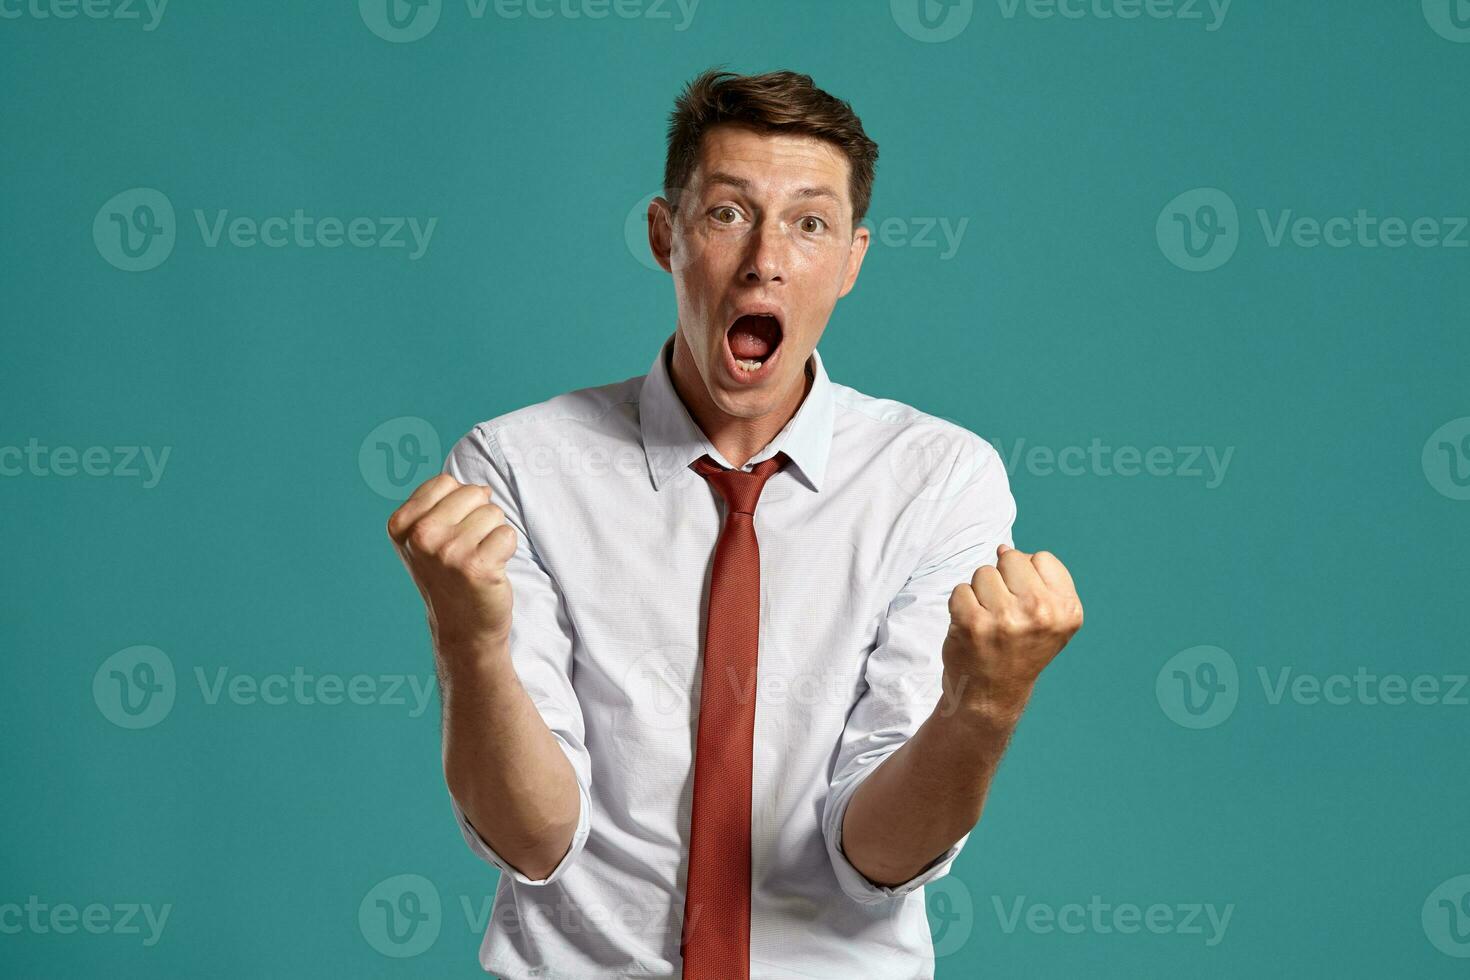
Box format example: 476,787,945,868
448,734,592,887
823,752,970,905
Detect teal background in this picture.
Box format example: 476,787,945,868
3,1,1469,976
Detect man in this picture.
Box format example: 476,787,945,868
387,68,1083,979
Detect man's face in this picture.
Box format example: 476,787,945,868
650,124,870,419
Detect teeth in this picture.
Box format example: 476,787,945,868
734,357,764,372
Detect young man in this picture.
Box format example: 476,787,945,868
388,68,1083,979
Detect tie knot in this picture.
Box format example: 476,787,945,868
690,452,787,516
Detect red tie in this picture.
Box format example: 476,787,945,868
680,451,788,979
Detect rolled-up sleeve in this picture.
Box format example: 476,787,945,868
441,424,592,886
822,430,1016,904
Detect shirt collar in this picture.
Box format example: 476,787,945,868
639,331,833,493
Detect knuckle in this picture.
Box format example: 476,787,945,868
406,523,438,554
996,608,1026,634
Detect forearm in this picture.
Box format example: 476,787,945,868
840,677,1029,887
439,637,581,881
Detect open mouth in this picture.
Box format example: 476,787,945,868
724,313,783,381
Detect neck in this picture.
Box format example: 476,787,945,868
668,329,812,470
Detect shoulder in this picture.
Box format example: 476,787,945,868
828,378,1004,483
451,372,645,464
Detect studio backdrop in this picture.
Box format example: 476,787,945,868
3,2,1468,977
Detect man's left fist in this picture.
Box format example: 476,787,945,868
941,543,1084,719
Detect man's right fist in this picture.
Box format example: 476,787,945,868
387,473,518,654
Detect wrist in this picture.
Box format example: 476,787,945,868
938,671,1034,729
435,631,513,685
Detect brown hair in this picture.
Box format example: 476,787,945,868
663,68,880,230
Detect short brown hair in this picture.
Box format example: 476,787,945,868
663,67,880,230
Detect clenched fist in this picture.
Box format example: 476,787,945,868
941,543,1084,721
387,473,519,656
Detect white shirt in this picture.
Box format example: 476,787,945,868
442,331,1016,979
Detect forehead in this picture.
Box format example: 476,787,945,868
691,124,851,205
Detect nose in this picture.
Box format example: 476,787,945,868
739,218,787,284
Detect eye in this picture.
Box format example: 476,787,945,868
799,215,827,234
711,206,742,224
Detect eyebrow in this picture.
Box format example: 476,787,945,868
702,171,842,205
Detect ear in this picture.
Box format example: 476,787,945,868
648,196,675,275
836,222,871,299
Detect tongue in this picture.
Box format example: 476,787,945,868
729,315,780,360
